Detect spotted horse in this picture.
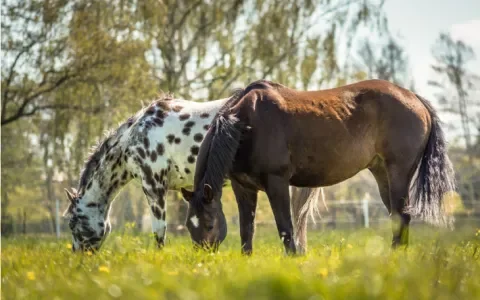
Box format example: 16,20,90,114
63,95,323,253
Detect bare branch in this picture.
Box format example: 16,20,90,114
1,72,74,126
173,0,203,32
176,18,217,83
1,103,104,126
2,40,38,120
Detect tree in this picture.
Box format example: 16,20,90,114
1,0,160,125
429,33,478,152
356,35,409,85
1,0,392,233
1,0,158,230
429,32,480,207
0,121,44,235
138,0,391,223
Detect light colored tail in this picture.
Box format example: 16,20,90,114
290,187,325,254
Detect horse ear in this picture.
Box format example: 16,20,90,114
64,188,76,204
203,184,214,203
181,188,194,202
77,186,85,196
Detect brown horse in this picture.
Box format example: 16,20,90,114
181,79,455,255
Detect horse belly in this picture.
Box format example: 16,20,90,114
288,128,375,187
289,160,366,187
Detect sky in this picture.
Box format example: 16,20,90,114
383,0,480,99
382,0,480,144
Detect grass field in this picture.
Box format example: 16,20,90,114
2,226,480,300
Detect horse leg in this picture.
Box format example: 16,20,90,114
143,184,167,249
264,174,296,255
369,160,391,214
387,165,412,248
231,179,258,255
290,187,306,254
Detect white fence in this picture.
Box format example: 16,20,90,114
44,195,480,237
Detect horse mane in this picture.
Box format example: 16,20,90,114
192,79,278,190
77,93,175,194
77,115,137,193
141,93,175,111
152,92,175,104
192,89,243,189
191,88,254,207
192,115,243,207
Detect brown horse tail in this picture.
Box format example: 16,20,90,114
407,94,456,228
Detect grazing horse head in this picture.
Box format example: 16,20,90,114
181,186,227,250
63,188,112,252
180,91,246,249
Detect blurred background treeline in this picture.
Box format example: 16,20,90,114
1,0,479,237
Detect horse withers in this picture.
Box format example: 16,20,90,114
184,79,456,255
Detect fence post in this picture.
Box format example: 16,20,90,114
362,194,370,228
55,198,61,238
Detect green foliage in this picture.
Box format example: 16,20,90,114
1,0,392,228
2,228,480,299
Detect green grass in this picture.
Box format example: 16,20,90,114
2,226,480,300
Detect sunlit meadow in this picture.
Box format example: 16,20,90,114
2,226,480,300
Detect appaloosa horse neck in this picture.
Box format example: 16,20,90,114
62,94,322,253
185,79,455,255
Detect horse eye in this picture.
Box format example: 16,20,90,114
206,225,214,231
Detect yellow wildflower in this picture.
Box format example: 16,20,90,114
98,266,110,273
66,243,72,249
476,229,480,236
86,251,93,256
26,271,36,281
347,244,353,249
318,268,328,278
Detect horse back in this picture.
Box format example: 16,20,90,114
230,79,431,187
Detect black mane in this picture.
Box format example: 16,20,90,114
204,115,243,192
191,88,249,206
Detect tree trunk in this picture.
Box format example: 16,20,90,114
135,191,146,231
45,168,57,233
1,191,13,236
22,209,27,234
